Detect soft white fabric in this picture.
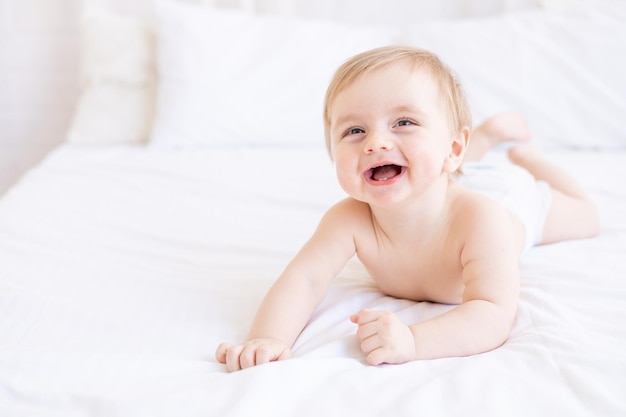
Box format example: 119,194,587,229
1,145,625,416
66,9,156,145
150,1,626,150
151,0,398,148
406,4,626,149
87,0,601,22
209,0,547,22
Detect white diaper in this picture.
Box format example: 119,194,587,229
457,162,552,251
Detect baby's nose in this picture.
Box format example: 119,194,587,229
364,134,394,154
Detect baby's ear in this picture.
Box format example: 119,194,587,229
443,126,470,173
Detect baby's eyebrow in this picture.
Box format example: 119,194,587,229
332,105,424,129
333,113,360,128
391,105,422,116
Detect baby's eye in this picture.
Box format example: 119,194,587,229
395,119,416,127
344,127,365,137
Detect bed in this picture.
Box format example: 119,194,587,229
1,1,625,416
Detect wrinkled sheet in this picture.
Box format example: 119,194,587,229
1,145,625,416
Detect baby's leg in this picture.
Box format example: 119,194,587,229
508,145,599,244
464,112,531,162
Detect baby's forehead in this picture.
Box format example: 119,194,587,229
342,63,438,96
331,64,442,108
359,61,432,82
328,63,456,128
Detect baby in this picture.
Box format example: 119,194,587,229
216,46,598,371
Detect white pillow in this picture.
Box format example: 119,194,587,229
151,1,626,150
66,9,156,145
404,3,626,149
150,1,399,148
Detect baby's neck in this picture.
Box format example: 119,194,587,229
369,180,456,242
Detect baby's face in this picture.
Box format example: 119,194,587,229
328,65,457,207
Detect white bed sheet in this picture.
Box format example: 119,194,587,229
1,145,625,416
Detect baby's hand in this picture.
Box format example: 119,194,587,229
215,338,292,372
350,309,416,366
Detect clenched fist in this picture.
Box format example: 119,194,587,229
350,309,417,366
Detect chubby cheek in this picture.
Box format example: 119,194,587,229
410,158,440,184
333,152,360,196
406,145,446,179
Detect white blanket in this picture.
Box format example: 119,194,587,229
1,145,625,416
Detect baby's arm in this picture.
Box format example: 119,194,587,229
353,203,520,365
216,200,358,371
415,204,520,360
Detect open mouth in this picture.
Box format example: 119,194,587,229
368,164,403,181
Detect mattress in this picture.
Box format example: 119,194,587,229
1,144,625,416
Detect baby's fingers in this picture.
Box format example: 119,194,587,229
253,344,287,366
254,345,273,366
215,342,231,364
216,342,247,371
351,308,382,325
366,348,387,366
224,344,245,372
239,344,262,369
217,339,293,372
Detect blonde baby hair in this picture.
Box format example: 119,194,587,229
323,46,472,159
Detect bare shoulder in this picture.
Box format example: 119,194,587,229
450,187,525,260
450,186,522,312
323,198,372,226
314,198,375,248
298,198,372,269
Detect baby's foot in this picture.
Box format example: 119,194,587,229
507,144,543,166
475,112,531,146
465,112,532,162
